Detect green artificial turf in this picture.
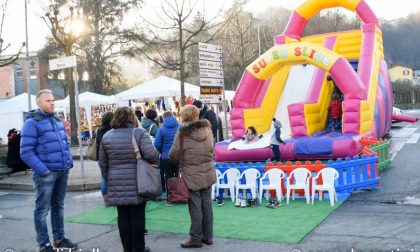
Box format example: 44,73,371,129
67,199,342,244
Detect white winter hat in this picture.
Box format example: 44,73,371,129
273,118,282,128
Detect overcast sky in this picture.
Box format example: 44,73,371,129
2,0,420,54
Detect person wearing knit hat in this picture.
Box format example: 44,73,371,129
192,100,219,143
270,118,285,162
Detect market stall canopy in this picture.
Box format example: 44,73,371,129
0,93,37,143
55,91,116,109
115,76,200,100
54,91,117,136
0,93,37,113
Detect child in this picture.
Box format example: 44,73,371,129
267,118,286,208
270,118,285,162
242,126,262,143
329,93,343,131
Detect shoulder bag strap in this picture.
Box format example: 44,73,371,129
179,133,184,174
131,128,141,160
148,124,155,134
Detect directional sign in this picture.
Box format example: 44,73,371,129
49,56,76,71
198,42,223,54
199,51,223,62
200,95,222,104
199,60,223,70
199,69,224,79
200,77,224,87
200,86,223,95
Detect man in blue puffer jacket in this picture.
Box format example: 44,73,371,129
154,111,180,202
20,89,76,252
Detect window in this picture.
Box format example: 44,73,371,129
15,63,23,81
403,70,410,75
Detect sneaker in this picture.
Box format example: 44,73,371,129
250,199,258,207
265,199,273,208
240,199,247,208
165,201,174,206
144,229,149,235
53,238,77,250
270,199,282,208
216,198,225,207
235,199,241,207
39,243,55,252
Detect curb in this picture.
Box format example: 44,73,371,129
0,182,100,192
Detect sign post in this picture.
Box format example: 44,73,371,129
49,56,85,177
198,43,228,140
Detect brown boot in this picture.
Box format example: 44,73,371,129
180,239,203,248
201,237,213,245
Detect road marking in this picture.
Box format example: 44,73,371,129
407,133,420,144
392,127,417,138
390,142,405,161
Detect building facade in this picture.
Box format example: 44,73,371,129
389,65,414,84
0,52,49,100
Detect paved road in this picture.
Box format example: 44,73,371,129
1,113,420,252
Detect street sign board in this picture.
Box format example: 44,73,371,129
199,69,224,79
199,51,223,62
200,95,222,104
200,86,223,95
200,78,224,87
49,56,76,71
198,43,224,104
198,42,223,54
199,60,223,70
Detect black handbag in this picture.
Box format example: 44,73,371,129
132,129,162,198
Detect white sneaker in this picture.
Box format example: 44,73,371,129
240,199,247,208
235,199,241,207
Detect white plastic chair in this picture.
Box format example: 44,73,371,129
286,167,312,204
211,169,222,200
217,168,241,202
259,168,285,204
311,167,339,206
235,168,261,201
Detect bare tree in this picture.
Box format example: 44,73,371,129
127,0,230,105
214,3,259,90
0,0,25,67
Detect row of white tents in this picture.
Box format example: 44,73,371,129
0,76,235,142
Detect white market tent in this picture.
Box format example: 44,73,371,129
55,91,117,135
0,93,37,143
115,76,200,100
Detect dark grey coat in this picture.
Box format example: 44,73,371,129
99,125,160,206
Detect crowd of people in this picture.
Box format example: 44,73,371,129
20,89,221,252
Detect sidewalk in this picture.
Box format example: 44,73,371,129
0,159,101,191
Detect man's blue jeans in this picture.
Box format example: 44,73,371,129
32,170,69,247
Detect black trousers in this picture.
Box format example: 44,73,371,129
117,203,147,252
270,144,281,162
160,159,178,196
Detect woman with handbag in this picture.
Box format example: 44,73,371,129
169,105,217,248
99,107,159,252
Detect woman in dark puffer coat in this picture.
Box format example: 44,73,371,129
99,107,159,252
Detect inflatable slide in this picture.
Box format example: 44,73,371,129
215,0,393,162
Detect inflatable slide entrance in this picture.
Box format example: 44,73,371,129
215,0,393,162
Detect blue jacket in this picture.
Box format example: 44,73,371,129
20,109,73,175
154,116,179,159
